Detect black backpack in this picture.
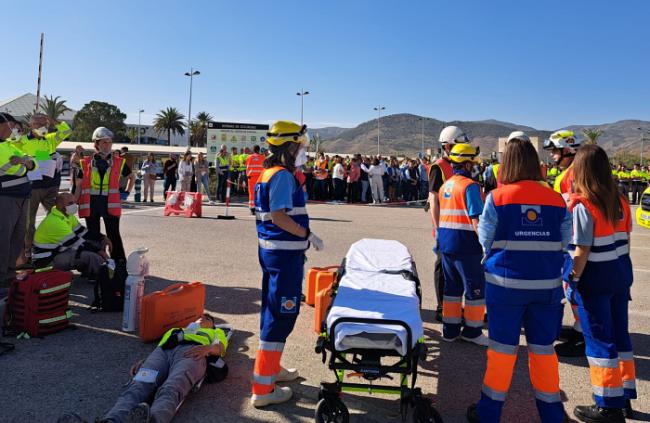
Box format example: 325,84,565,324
92,262,127,312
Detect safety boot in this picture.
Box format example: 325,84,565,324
466,404,480,423
623,400,634,419
251,386,293,407
574,405,625,423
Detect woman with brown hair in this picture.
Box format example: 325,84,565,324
140,153,158,202
468,136,571,423
567,144,635,423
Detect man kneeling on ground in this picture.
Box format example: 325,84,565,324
58,313,230,423
32,193,111,275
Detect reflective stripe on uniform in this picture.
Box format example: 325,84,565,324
1,176,29,188
528,343,555,355
438,222,474,231
534,390,561,403
619,351,634,360
485,273,562,290
588,357,619,368
258,239,308,250
439,209,468,216
587,250,619,262
482,384,507,401
255,207,308,222
259,341,285,352
593,235,616,247
252,373,276,386
491,240,562,251
489,339,518,355
592,386,624,397
32,252,52,259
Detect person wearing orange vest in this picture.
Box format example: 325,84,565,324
542,130,587,358
467,138,571,423
74,127,132,262
250,121,324,408
245,145,265,214
437,142,488,346
313,153,328,201
428,125,469,322
567,145,636,422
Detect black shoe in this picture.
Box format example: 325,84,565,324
555,335,586,358
250,208,255,215
435,308,443,323
126,403,150,423
574,405,625,423
466,404,480,423
559,326,579,342
623,400,634,419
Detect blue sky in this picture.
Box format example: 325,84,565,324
2,0,649,130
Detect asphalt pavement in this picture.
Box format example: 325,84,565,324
3,196,649,423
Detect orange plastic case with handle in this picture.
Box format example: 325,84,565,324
314,287,333,334
305,266,339,306
139,281,205,342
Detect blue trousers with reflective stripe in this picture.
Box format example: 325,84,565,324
574,288,633,407
477,284,565,423
258,248,304,343
440,253,485,339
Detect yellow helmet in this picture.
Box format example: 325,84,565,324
449,143,479,164
266,120,309,147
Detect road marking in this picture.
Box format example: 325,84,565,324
634,267,650,273
35,205,166,225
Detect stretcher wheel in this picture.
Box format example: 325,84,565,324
315,398,349,423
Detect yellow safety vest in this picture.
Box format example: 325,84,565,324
33,207,87,268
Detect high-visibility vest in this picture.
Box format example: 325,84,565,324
229,154,239,171
255,166,309,251
217,155,229,172
0,141,33,196
484,180,566,290
437,174,482,254
158,326,228,350
78,155,124,218
245,153,265,179
314,160,328,180
238,154,248,172
431,157,453,183
32,206,88,269
567,194,625,295
14,122,71,158
554,165,574,203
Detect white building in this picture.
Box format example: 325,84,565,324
125,124,187,147
0,93,77,123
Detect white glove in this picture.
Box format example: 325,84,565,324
308,231,324,251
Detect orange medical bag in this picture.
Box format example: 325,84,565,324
305,266,338,306
314,287,333,334
139,282,205,342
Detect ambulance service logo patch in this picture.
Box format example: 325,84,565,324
521,205,542,226
443,181,454,199
280,297,297,314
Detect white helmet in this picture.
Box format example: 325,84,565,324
439,125,470,145
92,127,114,141
507,130,530,143
543,130,581,151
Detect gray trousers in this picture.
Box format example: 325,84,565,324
0,196,29,286
25,185,59,253
52,250,105,276
104,345,206,423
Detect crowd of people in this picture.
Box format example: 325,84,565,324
0,111,643,423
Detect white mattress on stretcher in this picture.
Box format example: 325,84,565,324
326,239,424,356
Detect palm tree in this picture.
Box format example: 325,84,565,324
582,128,604,145
153,107,185,145
191,111,213,147
40,95,71,122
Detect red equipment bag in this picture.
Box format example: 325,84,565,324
2,269,73,337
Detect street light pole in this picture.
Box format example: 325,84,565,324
184,68,200,146
137,109,144,144
296,89,310,125
374,105,385,156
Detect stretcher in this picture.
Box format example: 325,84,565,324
315,239,442,423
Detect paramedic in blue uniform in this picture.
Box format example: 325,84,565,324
250,121,324,408
437,143,488,346
568,145,636,423
467,136,572,423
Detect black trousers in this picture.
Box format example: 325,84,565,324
333,179,346,201
347,181,360,203
163,177,177,199
85,213,126,262
434,253,445,312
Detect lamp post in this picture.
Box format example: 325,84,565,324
137,109,144,144
184,68,200,146
297,89,310,125
638,127,650,166
374,105,385,156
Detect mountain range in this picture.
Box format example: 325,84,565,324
310,113,650,157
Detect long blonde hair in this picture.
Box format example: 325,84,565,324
572,144,620,224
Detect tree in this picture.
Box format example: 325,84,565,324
582,128,604,145
73,101,127,143
40,95,71,122
153,107,185,145
191,111,213,147
125,127,139,144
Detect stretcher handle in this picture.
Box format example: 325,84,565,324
315,265,341,272
328,317,413,358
